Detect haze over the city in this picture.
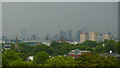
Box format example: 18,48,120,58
2,2,118,40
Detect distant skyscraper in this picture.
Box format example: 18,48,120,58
63,32,67,39
31,34,37,40
89,32,98,42
60,31,63,37
46,34,49,40
55,34,59,40
80,33,88,43
77,30,81,41
20,29,27,40
59,30,64,40
82,26,88,33
68,30,72,41
103,32,111,41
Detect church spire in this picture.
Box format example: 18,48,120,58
15,36,20,52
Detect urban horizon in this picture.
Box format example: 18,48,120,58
1,1,120,67
2,2,118,40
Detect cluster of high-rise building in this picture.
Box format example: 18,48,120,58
80,32,111,43
58,30,72,41
2,28,114,43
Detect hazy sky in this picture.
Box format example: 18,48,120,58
2,2,118,40
2,0,120,2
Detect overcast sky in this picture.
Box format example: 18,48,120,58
2,2,118,40
2,0,120,2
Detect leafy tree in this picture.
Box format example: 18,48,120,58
32,44,50,55
82,40,99,47
104,40,115,53
10,43,15,50
114,41,120,54
94,45,105,53
18,52,28,60
52,50,62,56
60,44,72,55
90,54,119,66
44,56,76,66
0,53,2,67
50,42,72,56
2,50,20,66
9,58,25,66
19,43,34,55
76,53,120,67
118,41,120,54
33,51,49,65
76,53,92,66
24,61,41,66
9,58,41,66
51,41,59,47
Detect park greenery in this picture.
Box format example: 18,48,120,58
1,39,120,67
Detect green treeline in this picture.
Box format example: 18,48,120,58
2,39,120,67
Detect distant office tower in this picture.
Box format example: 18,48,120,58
89,32,98,42
20,29,27,40
46,34,49,40
63,32,67,39
60,31,63,38
31,34,37,40
103,32,111,41
60,36,64,40
55,34,59,40
68,30,72,41
82,26,88,33
77,30,81,41
80,33,88,43
59,30,65,40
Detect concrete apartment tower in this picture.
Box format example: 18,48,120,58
89,32,98,42
103,32,111,41
80,33,88,43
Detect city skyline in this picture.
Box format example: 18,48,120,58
2,2,118,40
2,30,115,42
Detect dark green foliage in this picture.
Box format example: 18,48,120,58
51,41,59,47
82,40,99,47
33,51,49,64
76,54,120,66
18,52,28,60
104,40,115,53
32,45,50,55
2,50,20,66
44,56,76,66
2,40,120,66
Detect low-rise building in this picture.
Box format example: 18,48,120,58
4,45,11,50
68,49,91,59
